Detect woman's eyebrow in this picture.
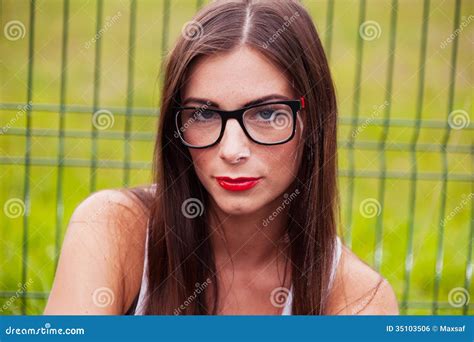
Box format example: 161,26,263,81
243,94,291,107
182,94,291,108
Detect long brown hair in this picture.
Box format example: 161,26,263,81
136,0,339,315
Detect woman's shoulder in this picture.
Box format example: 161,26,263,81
69,187,151,239
44,186,152,314
75,185,155,215
74,187,153,306
327,244,399,315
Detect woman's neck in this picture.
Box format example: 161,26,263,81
208,195,290,271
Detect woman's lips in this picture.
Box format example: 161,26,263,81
215,176,262,191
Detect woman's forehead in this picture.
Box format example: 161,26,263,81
181,46,295,106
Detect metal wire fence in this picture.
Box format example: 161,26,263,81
0,0,472,315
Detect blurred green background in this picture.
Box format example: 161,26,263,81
0,0,472,315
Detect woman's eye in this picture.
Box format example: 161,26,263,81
256,109,275,120
196,110,217,120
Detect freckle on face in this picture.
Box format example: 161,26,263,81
182,46,304,216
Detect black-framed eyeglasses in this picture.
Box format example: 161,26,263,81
174,97,305,149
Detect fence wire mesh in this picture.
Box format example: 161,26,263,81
0,0,472,315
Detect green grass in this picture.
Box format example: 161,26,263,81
0,0,472,315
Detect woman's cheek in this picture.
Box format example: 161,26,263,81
260,148,299,192
189,151,212,185
264,140,301,174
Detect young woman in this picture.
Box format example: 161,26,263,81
45,0,399,315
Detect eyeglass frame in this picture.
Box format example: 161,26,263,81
173,96,305,149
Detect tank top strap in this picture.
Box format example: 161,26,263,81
328,235,342,290
131,218,150,315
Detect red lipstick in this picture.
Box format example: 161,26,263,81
215,176,262,191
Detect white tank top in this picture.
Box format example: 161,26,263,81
133,233,342,315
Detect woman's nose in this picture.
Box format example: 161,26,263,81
218,119,250,164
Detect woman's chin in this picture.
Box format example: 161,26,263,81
214,199,260,217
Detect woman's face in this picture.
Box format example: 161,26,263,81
181,46,305,216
